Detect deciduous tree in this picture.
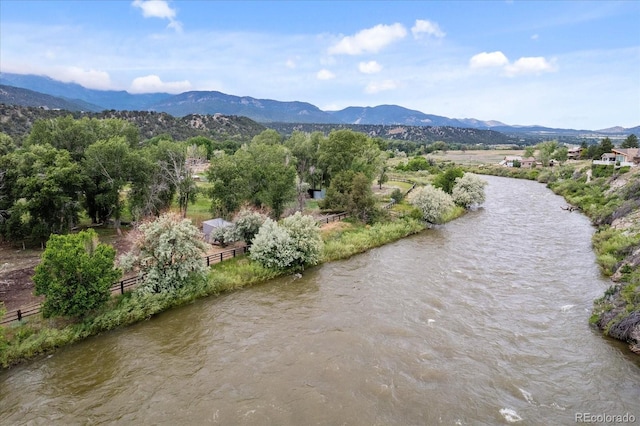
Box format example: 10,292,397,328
33,229,121,318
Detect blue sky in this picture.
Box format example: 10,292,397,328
1,0,638,129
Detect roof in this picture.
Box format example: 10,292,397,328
612,148,639,158
202,218,233,228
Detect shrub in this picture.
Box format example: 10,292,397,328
390,188,405,203
250,212,323,271
249,219,297,270
433,167,464,194
408,185,456,224
452,173,487,208
120,212,208,294
33,229,121,318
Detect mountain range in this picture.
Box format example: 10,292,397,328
1,72,638,137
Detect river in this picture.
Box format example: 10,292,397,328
1,175,639,425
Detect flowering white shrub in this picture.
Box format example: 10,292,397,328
408,185,455,224
120,212,208,294
452,173,487,208
250,212,323,271
281,212,323,268
229,208,268,245
249,219,297,270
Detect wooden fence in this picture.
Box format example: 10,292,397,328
1,245,249,326
1,212,349,326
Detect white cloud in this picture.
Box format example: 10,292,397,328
132,0,182,32
328,23,407,55
54,67,112,90
316,69,336,80
531,34,539,40
470,51,556,76
359,61,382,74
411,19,445,39
130,74,191,93
469,51,509,68
364,79,398,94
505,57,557,76
286,59,296,69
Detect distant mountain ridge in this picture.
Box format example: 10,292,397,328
1,72,637,136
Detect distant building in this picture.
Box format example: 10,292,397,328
567,146,582,160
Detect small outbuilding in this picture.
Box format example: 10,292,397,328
202,218,233,243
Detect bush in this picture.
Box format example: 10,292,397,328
250,212,323,271
452,173,487,208
33,229,121,318
408,185,456,224
119,213,208,294
390,188,405,203
433,167,464,194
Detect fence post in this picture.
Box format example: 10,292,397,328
17,310,22,321
207,256,210,267
120,280,124,294
233,249,236,258
220,252,223,262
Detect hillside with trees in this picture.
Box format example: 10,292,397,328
0,105,265,144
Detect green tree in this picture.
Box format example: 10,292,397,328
405,156,430,171
27,116,138,161
119,213,208,294
0,133,15,156
285,130,322,189
249,142,297,219
206,142,297,219
433,167,464,194
598,137,614,158
33,229,121,318
409,185,455,224
320,170,378,223
12,144,85,241
319,129,381,186
452,173,487,208
186,136,215,159
83,137,133,227
621,134,639,148
251,129,282,145
206,153,250,218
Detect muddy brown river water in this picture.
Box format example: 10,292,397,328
1,175,639,425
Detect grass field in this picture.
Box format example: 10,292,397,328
427,149,525,166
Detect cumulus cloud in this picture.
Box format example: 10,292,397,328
505,57,556,76
328,23,407,55
56,67,112,90
411,19,445,39
469,51,509,68
130,74,191,93
469,51,556,76
316,69,336,80
364,79,398,94
132,0,182,32
359,61,382,74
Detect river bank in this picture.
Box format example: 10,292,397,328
0,215,428,368
467,163,640,354
3,174,636,425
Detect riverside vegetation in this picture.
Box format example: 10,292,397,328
0,118,484,367
466,154,640,354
